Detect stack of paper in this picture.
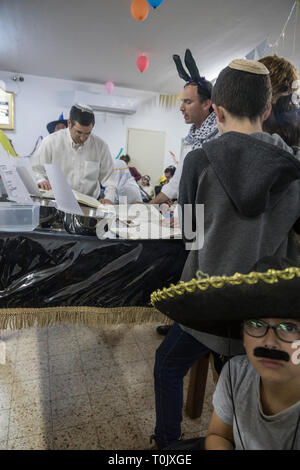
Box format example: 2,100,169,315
109,204,181,240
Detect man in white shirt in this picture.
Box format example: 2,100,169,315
31,104,117,204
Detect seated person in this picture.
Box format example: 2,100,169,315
207,263,300,450
154,175,169,196
120,154,142,182
164,165,176,183
139,175,155,200
152,257,300,450
154,167,176,198
31,104,117,204
114,159,142,204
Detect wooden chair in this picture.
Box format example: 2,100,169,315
185,354,219,419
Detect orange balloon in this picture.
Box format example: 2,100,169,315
130,0,149,22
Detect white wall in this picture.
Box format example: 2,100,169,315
0,70,188,183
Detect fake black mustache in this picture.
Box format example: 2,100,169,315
254,347,290,362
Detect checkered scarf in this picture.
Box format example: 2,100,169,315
185,112,219,150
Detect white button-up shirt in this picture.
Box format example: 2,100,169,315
31,128,117,201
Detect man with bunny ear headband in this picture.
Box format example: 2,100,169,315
150,49,219,208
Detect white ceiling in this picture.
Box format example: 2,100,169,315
0,0,298,94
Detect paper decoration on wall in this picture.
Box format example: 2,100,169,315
131,0,149,21
159,93,182,109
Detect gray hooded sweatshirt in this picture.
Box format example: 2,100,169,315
178,131,300,355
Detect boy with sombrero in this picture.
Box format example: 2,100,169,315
152,257,300,449
151,58,300,450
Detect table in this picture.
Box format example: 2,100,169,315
0,230,188,330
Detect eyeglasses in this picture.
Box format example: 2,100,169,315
243,319,300,343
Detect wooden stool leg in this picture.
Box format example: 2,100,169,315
185,353,210,419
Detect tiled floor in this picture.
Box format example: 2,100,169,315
0,322,215,450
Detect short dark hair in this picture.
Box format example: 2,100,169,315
70,105,95,127
184,81,213,104
120,154,130,164
164,165,176,176
212,67,272,122
263,95,300,147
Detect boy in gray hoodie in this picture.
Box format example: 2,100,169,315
152,59,300,449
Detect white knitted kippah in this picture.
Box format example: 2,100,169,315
74,103,94,113
229,59,269,75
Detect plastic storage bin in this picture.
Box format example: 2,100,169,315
0,202,40,232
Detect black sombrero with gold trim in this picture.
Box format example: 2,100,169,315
151,257,300,339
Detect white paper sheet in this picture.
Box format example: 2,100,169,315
44,163,83,216
16,166,41,197
13,156,37,182
0,163,33,204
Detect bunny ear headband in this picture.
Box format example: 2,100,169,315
172,49,212,99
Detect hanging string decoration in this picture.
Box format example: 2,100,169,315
159,93,182,110
272,0,298,54
244,1,299,62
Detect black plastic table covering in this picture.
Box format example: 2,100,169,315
0,230,188,329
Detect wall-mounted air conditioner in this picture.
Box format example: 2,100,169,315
73,91,139,115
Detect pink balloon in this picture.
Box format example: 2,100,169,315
105,81,115,94
136,55,149,73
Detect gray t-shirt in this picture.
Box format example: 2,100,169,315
213,355,300,450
